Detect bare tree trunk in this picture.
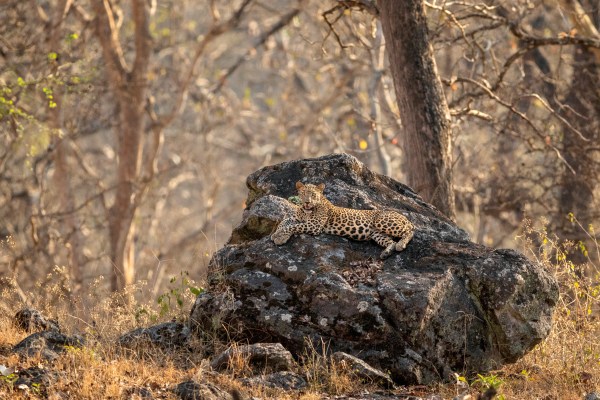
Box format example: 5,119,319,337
92,0,252,291
48,0,85,294
369,20,391,176
93,0,151,291
377,0,455,219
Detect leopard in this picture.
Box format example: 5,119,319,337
271,181,414,259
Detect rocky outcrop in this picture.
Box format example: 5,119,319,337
190,153,559,384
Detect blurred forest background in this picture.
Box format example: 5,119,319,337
1,0,599,307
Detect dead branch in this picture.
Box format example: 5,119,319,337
453,76,576,174
213,7,302,93
152,0,253,131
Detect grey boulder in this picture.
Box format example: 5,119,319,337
190,153,558,384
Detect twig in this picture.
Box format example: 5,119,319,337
454,76,576,174
213,7,301,93
322,5,348,49
153,0,253,131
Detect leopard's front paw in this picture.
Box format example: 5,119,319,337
380,243,395,259
271,231,290,245
380,249,393,259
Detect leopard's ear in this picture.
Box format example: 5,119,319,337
296,181,304,190
317,183,325,192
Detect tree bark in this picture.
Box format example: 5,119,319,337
377,0,455,219
93,0,151,291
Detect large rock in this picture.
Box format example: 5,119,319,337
190,153,558,384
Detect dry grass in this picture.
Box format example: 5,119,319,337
0,276,370,400
1,219,599,399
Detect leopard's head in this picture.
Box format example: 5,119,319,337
295,181,325,214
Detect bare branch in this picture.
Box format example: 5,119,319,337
92,0,128,84
214,7,302,93
454,76,576,174
153,0,254,130
322,5,348,49
521,93,589,142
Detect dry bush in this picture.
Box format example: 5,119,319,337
300,338,364,396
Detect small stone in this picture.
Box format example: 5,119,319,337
14,308,60,333
119,321,190,350
584,392,600,400
174,381,234,400
332,352,394,388
211,343,294,373
124,386,154,399
12,330,85,361
12,365,58,397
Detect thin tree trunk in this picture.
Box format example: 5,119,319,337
93,0,151,291
48,0,85,294
377,0,455,219
369,20,391,176
92,0,251,291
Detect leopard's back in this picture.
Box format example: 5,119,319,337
322,206,412,242
273,182,414,259
323,206,376,241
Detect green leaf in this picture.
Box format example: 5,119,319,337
189,286,204,296
288,196,301,205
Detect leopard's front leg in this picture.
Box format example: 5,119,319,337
271,217,296,245
271,217,323,245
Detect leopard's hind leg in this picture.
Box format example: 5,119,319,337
372,212,414,257
371,231,397,259
395,229,414,252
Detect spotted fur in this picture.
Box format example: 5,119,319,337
271,182,414,259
